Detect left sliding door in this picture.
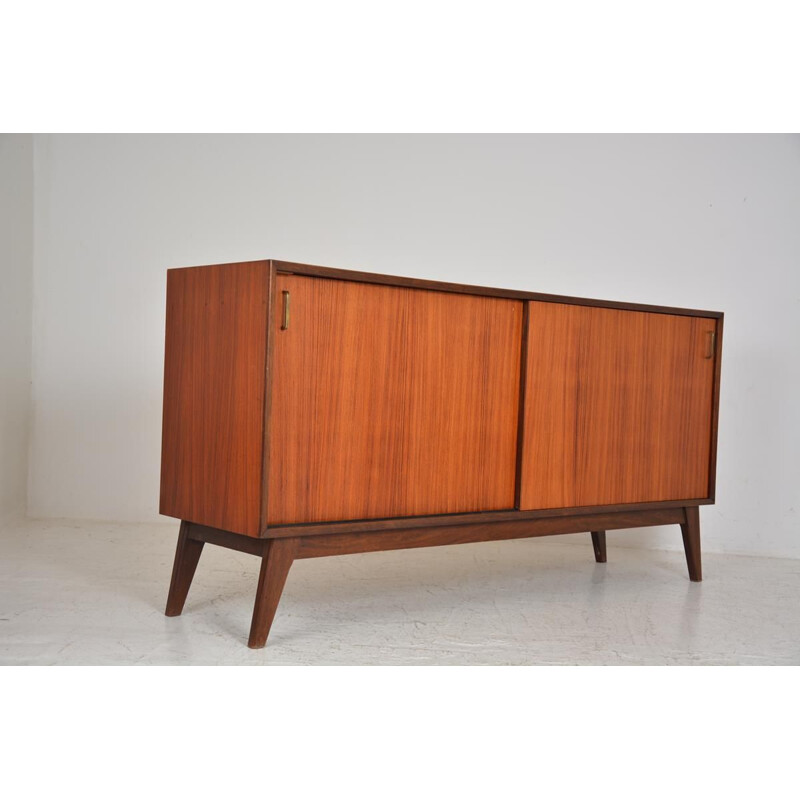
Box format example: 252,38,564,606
266,275,523,526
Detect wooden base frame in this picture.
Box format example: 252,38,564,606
165,505,703,648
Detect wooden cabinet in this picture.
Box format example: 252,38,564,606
161,260,723,647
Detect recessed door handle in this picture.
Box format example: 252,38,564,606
281,290,290,330
705,331,715,359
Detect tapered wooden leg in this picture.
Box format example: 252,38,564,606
248,538,297,649
165,521,205,616
591,530,607,563
680,506,702,582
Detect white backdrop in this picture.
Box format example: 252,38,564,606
0,135,33,524
27,134,800,558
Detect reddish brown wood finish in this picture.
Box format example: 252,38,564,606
591,531,607,563
520,302,717,510
294,507,685,559
707,315,724,500
263,498,709,538
273,260,724,319
248,538,297,649
681,505,702,581
165,506,697,646
259,264,278,532
160,260,723,647
266,274,522,525
159,261,270,537
160,260,723,538
513,301,530,509
188,523,267,555
165,521,205,616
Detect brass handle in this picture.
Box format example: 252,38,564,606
704,330,715,359
281,290,290,330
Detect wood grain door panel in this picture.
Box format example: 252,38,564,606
267,275,522,525
520,301,717,510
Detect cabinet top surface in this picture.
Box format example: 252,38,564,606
168,259,724,319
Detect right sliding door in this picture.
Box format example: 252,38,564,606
519,301,717,510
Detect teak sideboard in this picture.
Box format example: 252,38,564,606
160,259,723,648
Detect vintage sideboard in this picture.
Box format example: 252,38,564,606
160,260,723,648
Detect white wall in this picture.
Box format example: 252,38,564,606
28,134,800,558
0,134,33,525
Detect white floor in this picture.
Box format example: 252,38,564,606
1,518,798,665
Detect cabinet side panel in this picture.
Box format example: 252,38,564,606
520,301,716,510
160,262,269,537
267,275,522,525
